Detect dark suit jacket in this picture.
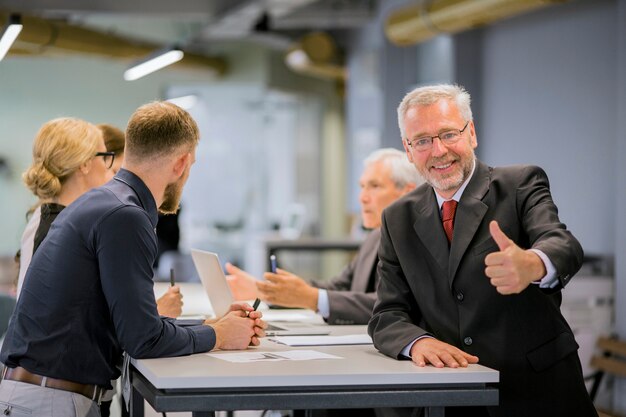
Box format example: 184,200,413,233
312,228,380,325
368,161,596,417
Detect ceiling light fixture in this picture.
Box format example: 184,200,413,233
0,14,23,61
124,47,184,81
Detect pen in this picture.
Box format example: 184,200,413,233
270,254,277,273
170,268,176,287
252,298,261,311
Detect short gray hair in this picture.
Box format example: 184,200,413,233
397,84,473,140
364,148,424,189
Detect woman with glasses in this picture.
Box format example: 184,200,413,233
98,123,125,175
16,117,114,296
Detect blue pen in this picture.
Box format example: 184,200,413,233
270,254,277,273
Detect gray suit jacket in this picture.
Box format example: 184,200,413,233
311,228,380,325
368,161,596,417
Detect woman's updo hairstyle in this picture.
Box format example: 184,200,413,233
23,117,102,201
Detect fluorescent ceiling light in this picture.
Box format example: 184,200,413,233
0,14,23,61
124,48,184,81
167,94,198,110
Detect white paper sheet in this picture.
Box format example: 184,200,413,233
269,334,373,346
206,350,342,363
261,311,324,323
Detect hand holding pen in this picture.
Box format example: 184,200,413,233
155,268,183,318
258,254,319,310
215,298,266,347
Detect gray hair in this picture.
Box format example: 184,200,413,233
364,148,424,189
397,84,473,140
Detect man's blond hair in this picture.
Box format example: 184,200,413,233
125,101,199,163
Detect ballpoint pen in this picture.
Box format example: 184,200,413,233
250,254,276,314
248,257,274,314
170,268,176,287
270,254,277,273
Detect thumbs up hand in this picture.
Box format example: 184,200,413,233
484,221,546,295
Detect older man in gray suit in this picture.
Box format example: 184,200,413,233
226,148,423,325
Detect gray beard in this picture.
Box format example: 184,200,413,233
420,154,475,194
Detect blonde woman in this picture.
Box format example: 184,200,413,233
17,117,114,296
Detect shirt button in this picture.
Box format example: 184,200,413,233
456,292,464,301
464,337,473,346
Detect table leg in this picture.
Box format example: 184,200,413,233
425,407,444,417
130,386,144,417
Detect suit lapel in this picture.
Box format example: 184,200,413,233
351,228,380,291
413,188,449,275
448,161,491,286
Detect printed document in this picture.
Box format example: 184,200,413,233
207,350,342,363
269,334,373,346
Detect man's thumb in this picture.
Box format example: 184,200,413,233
489,220,512,250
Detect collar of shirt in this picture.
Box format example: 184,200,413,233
113,168,159,228
434,158,476,210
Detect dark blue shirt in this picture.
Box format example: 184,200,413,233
1,169,215,388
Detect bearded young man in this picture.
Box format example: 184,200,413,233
0,102,266,416
368,84,597,417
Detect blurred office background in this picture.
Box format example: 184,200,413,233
0,0,624,414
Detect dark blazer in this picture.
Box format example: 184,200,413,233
368,161,596,417
312,228,380,325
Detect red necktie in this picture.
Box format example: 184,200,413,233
442,200,458,244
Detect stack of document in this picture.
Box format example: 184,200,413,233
208,350,341,362
269,334,373,346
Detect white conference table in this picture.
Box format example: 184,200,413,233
133,285,499,417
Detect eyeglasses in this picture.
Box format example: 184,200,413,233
95,151,116,169
406,121,470,152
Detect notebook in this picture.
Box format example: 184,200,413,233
189,249,330,337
